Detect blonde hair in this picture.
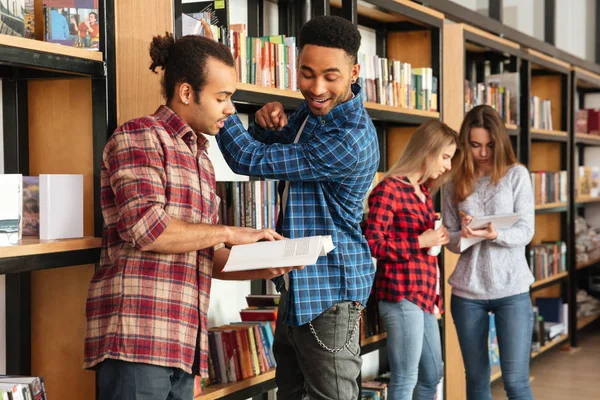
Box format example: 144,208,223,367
385,119,460,194
453,105,518,203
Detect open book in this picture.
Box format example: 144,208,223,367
460,213,521,252
223,235,335,272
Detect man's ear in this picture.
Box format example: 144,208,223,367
351,62,360,84
178,82,192,105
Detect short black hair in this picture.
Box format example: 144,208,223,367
149,32,235,102
299,16,361,63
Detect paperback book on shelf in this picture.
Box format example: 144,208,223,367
0,174,23,246
39,174,84,240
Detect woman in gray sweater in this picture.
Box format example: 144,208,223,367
442,105,535,400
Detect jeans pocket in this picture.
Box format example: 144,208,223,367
310,302,361,356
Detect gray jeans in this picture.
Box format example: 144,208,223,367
96,358,194,400
273,289,363,400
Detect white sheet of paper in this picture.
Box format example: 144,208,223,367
223,235,335,272
460,213,521,252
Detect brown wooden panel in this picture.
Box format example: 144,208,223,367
530,142,562,171
387,30,432,68
442,23,467,400
28,79,95,236
31,265,96,400
531,75,563,132
115,0,174,124
386,127,416,170
531,283,562,304
532,213,561,245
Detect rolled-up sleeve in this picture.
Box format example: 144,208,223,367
104,124,171,250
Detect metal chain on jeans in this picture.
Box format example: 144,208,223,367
308,305,362,353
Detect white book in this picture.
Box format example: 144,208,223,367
39,174,84,240
223,235,335,272
460,213,521,252
0,174,23,246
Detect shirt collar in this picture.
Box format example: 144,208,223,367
153,105,209,151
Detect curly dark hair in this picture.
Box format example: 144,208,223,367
299,16,361,63
149,32,234,102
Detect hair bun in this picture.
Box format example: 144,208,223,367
149,32,175,73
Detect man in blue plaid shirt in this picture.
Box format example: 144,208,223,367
217,16,379,399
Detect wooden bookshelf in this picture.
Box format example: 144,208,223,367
527,48,570,71
530,334,568,359
535,202,567,211
0,34,103,62
330,0,444,25
576,313,600,330
575,133,600,145
463,24,519,50
491,365,502,383
0,237,101,259
195,369,276,400
576,256,600,270
530,128,568,140
363,102,440,119
576,195,600,205
573,66,600,89
531,271,568,290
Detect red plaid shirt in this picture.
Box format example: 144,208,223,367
84,106,220,377
365,176,442,314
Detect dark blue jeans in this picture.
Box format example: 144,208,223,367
96,359,194,400
451,293,534,400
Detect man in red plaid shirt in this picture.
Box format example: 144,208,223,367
84,32,298,400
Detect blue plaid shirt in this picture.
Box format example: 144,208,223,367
217,84,379,326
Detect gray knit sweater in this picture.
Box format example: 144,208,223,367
442,164,535,300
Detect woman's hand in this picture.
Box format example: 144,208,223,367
461,223,497,240
418,226,450,248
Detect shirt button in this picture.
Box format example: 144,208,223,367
321,119,326,125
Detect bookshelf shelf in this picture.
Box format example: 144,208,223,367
575,134,600,146
463,24,520,55
576,196,600,205
526,48,570,74
233,83,440,125
330,0,443,26
534,202,567,213
530,271,568,290
530,334,569,359
491,365,502,383
0,237,102,275
573,67,600,89
576,256,600,270
0,34,104,77
506,124,520,136
576,313,600,330
530,128,568,142
195,369,276,400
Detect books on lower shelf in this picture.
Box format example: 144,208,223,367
0,375,47,400
529,241,567,281
530,170,568,205
195,295,279,396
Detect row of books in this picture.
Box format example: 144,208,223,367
530,170,568,205
575,108,600,135
0,174,84,245
215,181,279,230
531,96,554,130
357,54,437,112
195,295,280,394
529,241,568,281
465,80,513,125
0,375,46,400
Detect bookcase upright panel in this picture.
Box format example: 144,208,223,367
27,79,97,399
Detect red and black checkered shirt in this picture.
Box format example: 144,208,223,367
365,176,442,314
84,105,220,377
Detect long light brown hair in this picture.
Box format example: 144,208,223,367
453,105,518,203
385,119,461,194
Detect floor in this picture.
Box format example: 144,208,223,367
491,327,600,399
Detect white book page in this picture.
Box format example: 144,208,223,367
223,235,334,272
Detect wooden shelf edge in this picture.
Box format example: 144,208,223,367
530,128,568,137
0,34,103,62
195,369,276,400
573,66,600,87
535,202,567,211
576,196,600,205
364,102,440,118
362,332,387,346
576,256,600,270
236,82,303,99
463,24,520,50
506,123,519,130
490,365,502,383
575,133,600,141
527,48,570,70
530,334,568,359
0,237,102,259
530,271,568,289
577,313,600,330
